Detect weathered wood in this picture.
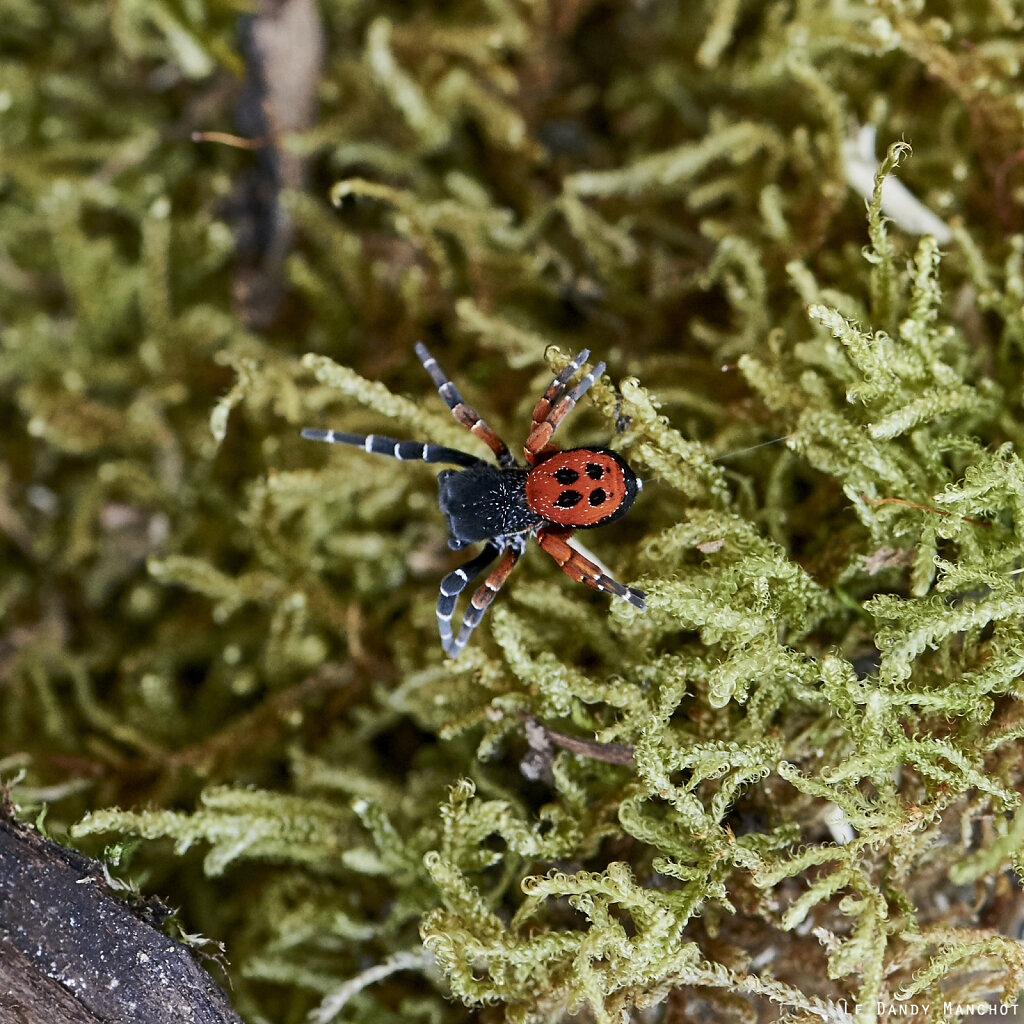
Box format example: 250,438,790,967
0,815,244,1024
0,939,100,1024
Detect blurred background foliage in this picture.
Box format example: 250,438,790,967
5,0,1024,1021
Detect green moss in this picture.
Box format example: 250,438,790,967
6,1,1024,1022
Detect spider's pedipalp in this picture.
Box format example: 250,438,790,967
537,526,646,609
415,342,516,468
301,429,485,468
525,356,606,460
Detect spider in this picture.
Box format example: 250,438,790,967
302,343,645,657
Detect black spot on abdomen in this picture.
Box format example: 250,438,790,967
555,490,582,508
589,488,607,506
554,467,579,484
586,463,605,479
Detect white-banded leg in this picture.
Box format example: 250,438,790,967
536,526,646,609
436,542,502,655
446,544,524,657
301,429,486,468
529,349,591,436
414,342,516,468
525,355,606,461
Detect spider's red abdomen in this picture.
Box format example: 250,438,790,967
525,448,640,528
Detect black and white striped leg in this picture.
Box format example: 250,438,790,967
414,342,516,468
447,545,523,657
301,429,485,468
436,542,502,655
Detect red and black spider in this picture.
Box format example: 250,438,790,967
302,343,645,657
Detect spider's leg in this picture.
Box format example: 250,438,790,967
524,349,592,466
436,541,502,654
301,429,486,468
536,527,646,609
415,342,516,468
529,349,591,435
525,357,606,460
446,544,524,657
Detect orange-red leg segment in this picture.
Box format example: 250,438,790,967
416,342,515,467
525,355,606,463
536,528,646,609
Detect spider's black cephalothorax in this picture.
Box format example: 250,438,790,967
437,465,536,549
302,343,645,657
